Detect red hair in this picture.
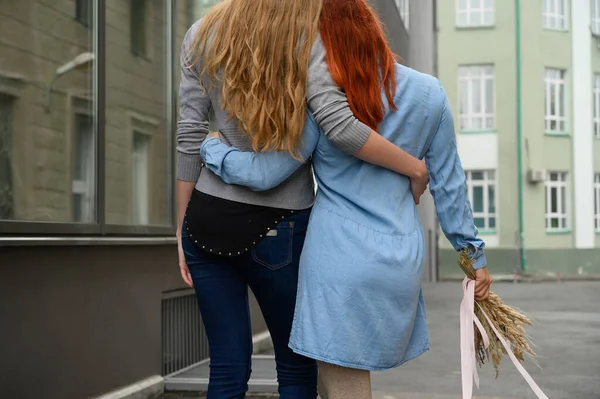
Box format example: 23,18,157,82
319,0,397,130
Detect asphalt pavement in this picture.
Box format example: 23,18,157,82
371,281,600,399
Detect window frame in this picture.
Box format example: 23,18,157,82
545,171,570,232
465,170,497,232
544,68,568,134
0,0,177,239
543,0,568,31
456,0,495,27
458,65,496,132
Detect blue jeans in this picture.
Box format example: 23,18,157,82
181,209,317,399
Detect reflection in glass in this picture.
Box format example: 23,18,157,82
132,132,150,225
106,0,171,226
73,112,95,223
0,95,14,220
0,0,95,222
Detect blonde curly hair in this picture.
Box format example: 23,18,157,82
188,0,322,158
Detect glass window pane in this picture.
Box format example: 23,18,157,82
472,186,484,212
132,132,150,225
0,1,96,223
460,80,469,119
489,217,496,229
558,81,565,119
472,79,481,113
485,77,494,113
474,217,486,228
471,171,484,180
551,187,558,213
106,0,171,226
558,0,564,18
488,184,495,213
0,95,14,220
73,111,95,223
549,83,556,118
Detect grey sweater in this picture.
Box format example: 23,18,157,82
177,21,371,209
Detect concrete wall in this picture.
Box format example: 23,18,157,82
0,243,266,399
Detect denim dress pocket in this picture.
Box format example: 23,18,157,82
251,222,294,270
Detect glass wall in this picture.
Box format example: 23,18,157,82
0,0,196,235
105,0,171,227
0,0,96,224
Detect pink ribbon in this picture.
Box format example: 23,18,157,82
460,277,549,399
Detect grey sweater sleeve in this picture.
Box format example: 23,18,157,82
176,21,211,182
307,35,372,155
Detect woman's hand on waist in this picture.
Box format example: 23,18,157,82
410,160,429,205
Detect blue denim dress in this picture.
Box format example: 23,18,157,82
200,65,487,371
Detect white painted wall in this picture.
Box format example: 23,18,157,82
457,134,498,170
571,0,595,248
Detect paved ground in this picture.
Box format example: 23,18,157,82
164,282,600,398
370,281,600,399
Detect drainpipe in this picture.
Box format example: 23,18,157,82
515,0,527,271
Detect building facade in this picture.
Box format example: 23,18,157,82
0,1,263,398
0,1,419,398
436,0,600,277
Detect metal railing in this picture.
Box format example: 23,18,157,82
161,289,209,375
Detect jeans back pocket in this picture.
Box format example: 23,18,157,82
251,222,294,270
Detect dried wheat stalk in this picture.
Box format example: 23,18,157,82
459,250,536,378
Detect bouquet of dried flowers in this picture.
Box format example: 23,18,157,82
458,249,536,378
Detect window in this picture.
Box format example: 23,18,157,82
130,0,148,57
458,65,495,131
594,74,600,139
0,94,14,220
75,0,92,28
132,132,150,225
395,0,410,30
0,0,176,235
545,172,569,231
456,0,494,27
544,68,567,133
595,174,600,231
543,0,567,30
593,0,600,34
72,113,95,223
466,170,496,231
